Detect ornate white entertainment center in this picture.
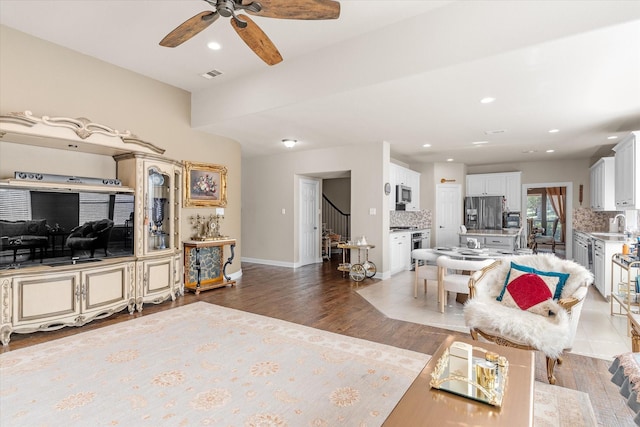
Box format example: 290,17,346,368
0,111,183,345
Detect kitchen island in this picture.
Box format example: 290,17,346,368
459,228,522,251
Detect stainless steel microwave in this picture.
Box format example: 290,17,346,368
396,184,412,204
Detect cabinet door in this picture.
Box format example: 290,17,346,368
615,134,638,209
390,232,409,273
466,176,486,196
484,174,506,196
141,256,176,301
81,263,132,315
407,169,421,211
144,161,173,256
504,172,521,211
590,163,601,209
12,272,81,327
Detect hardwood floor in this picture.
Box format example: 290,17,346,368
1,257,635,425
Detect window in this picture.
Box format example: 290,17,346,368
527,188,561,239
0,189,31,221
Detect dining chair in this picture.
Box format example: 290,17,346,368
412,248,439,298
535,218,560,253
436,255,495,313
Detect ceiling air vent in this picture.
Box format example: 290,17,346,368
201,69,223,79
484,129,507,135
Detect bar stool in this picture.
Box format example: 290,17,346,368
412,248,439,298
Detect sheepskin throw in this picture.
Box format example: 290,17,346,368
464,254,593,359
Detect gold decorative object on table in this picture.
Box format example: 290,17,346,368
189,213,228,241
429,341,509,407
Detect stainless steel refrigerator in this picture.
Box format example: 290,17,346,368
464,196,504,230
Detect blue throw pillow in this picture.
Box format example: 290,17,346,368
497,261,570,302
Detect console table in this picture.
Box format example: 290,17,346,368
183,239,236,294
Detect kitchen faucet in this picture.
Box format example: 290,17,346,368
613,214,626,233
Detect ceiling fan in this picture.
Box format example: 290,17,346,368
160,0,341,66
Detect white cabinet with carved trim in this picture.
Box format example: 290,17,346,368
115,153,183,309
1,260,134,345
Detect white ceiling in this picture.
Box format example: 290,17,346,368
1,0,639,165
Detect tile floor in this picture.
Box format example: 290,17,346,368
357,269,632,361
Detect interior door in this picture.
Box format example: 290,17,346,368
299,178,320,266
436,184,462,247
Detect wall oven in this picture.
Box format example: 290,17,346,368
410,230,429,269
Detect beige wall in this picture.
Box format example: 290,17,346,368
243,141,392,273
0,25,243,274
323,178,351,214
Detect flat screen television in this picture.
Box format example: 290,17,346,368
0,187,135,268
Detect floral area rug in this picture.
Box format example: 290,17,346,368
0,302,429,426
534,381,597,426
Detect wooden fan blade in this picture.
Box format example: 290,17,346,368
160,11,219,47
241,0,340,20
230,14,283,66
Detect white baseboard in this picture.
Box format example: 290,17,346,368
241,257,296,268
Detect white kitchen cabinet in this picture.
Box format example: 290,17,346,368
572,231,590,271
466,172,521,212
503,172,522,212
390,163,421,211
390,231,411,274
589,157,616,211
614,131,640,209
593,238,624,298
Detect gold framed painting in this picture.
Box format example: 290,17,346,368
183,161,227,207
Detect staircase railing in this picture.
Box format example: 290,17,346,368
322,194,350,240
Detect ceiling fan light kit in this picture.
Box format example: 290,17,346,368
160,0,340,65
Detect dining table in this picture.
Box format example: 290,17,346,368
430,246,515,260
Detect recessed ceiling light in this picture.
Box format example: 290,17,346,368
607,136,618,140
546,149,555,153
422,143,432,148
472,141,488,145
282,139,297,148
207,41,221,50
446,158,454,162
522,150,537,154
480,97,495,104
548,129,559,133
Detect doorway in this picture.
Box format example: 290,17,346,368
435,184,462,247
299,177,320,266
522,182,572,259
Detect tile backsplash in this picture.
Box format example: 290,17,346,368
390,210,432,229
573,207,639,233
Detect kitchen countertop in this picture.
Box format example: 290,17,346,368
389,228,429,233
460,228,522,237
576,230,634,243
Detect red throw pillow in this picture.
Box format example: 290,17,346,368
497,263,569,317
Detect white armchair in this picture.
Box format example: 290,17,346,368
464,253,593,384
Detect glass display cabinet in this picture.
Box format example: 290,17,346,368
147,167,170,253
115,153,183,309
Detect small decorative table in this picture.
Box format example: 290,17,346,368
384,335,534,426
183,238,236,294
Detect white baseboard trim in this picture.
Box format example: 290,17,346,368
241,257,296,268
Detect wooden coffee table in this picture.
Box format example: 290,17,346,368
384,335,535,426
